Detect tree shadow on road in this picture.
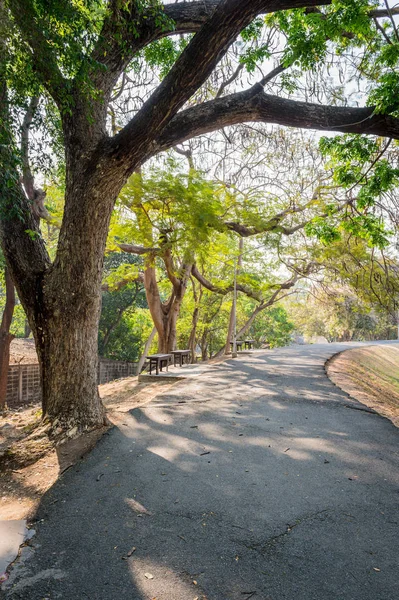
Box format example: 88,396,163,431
3,348,399,600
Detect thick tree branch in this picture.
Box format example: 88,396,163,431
370,7,399,19
107,0,331,174
118,243,159,255
91,0,330,99
156,88,399,153
191,264,263,302
0,35,50,312
163,247,181,291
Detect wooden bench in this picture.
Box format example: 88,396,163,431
230,340,243,351
147,353,172,375
171,349,191,367
244,339,255,349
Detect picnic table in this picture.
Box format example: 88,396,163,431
171,349,191,367
147,353,172,375
244,339,255,349
230,340,243,351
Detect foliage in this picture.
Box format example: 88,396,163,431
99,252,147,360
289,288,396,343
244,303,295,348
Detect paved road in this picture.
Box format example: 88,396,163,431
3,344,399,600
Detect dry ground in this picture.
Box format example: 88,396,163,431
327,344,399,428
0,377,176,520
8,339,38,365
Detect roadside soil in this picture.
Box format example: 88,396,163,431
0,377,176,520
327,344,399,428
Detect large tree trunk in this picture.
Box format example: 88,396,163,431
2,170,115,432
0,267,15,410
31,172,116,431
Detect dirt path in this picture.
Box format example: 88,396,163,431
0,378,176,520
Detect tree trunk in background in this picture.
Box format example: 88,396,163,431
188,306,199,362
0,268,15,410
137,326,156,374
188,280,202,363
224,305,235,355
24,319,31,338
224,238,243,354
156,302,181,353
236,304,264,340
144,262,191,354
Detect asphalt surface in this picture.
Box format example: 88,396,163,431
2,343,399,600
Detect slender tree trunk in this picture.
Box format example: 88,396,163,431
188,280,202,363
224,304,235,355
188,306,199,362
0,267,15,410
137,326,156,374
236,304,264,339
24,319,31,338
224,238,243,354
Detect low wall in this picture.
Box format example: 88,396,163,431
6,359,138,408
97,359,138,385
6,364,41,408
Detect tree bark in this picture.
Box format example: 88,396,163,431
31,172,118,431
0,267,15,410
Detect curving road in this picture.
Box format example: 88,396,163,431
3,343,399,600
